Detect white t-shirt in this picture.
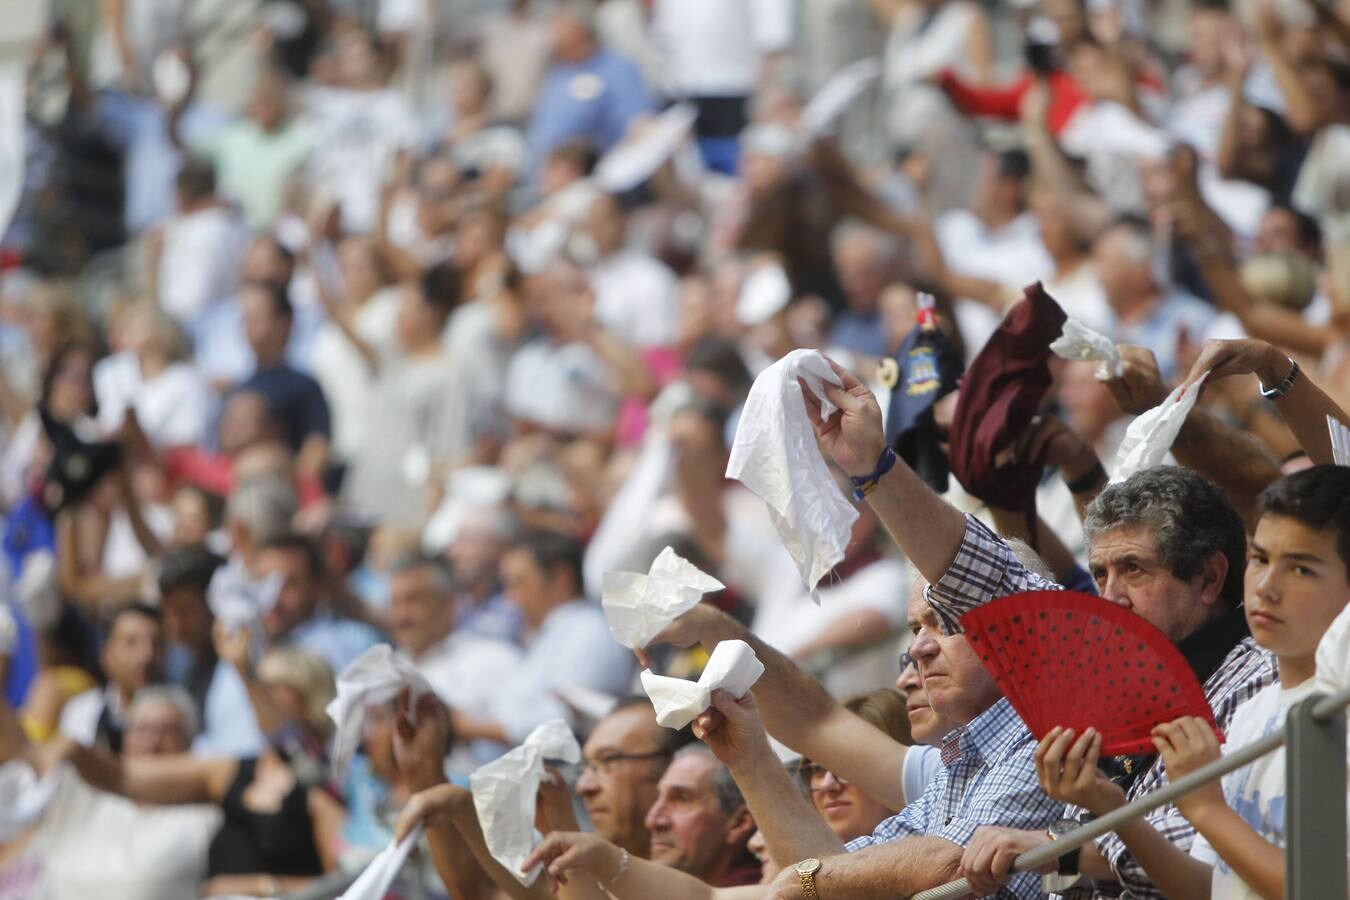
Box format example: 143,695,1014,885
902,744,943,808
309,288,403,461
1188,677,1349,898
12,765,220,900
503,339,620,435
650,0,792,98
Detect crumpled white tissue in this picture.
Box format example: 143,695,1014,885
337,825,424,900
1111,373,1208,484
800,59,882,137
470,718,582,885
640,639,765,730
0,759,62,842
602,546,725,649
1050,318,1123,381
207,562,283,632
727,349,859,594
326,644,434,779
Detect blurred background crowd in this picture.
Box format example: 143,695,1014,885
0,0,1347,896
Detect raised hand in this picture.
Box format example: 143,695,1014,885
535,768,581,834
395,781,472,841
637,603,736,669
1106,345,1169,416
521,831,623,891
1034,726,1126,816
799,357,887,478
1151,717,1225,821
1180,338,1288,393
392,688,454,791
691,689,773,771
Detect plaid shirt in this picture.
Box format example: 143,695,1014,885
845,698,1063,899
926,515,1279,900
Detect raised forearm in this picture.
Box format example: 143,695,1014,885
729,751,847,866
866,460,968,586
690,610,908,810
1173,406,1281,529
448,800,554,900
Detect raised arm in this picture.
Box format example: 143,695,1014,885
1254,4,1327,136
523,831,743,900
647,604,909,812
59,740,235,806
1107,344,1283,528
1182,338,1349,466
693,690,848,865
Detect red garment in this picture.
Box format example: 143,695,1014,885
948,283,1067,539
938,68,1086,135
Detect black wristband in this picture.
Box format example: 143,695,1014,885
1065,461,1107,494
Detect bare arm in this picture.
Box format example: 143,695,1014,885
524,831,731,900
1254,9,1326,136
1019,81,1112,237
61,741,236,806
770,835,963,899
654,604,909,812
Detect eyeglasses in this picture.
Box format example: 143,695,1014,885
581,751,669,778
898,651,917,673
798,762,850,791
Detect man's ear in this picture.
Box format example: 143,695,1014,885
726,805,756,848
1196,550,1230,607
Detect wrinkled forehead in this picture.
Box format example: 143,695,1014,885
658,752,717,792
906,577,932,628
1087,524,1163,567
585,704,660,755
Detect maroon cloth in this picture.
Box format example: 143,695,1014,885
712,860,769,888
948,283,1067,531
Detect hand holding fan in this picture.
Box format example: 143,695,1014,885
961,591,1221,755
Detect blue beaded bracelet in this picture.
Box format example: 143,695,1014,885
850,447,898,501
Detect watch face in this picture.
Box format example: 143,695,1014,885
796,858,822,876
1049,818,1081,838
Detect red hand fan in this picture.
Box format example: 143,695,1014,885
961,590,1221,756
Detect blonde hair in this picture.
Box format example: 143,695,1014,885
257,647,336,740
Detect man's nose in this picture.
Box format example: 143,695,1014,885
910,630,940,661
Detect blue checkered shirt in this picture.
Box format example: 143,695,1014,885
925,515,1278,900
845,697,1063,899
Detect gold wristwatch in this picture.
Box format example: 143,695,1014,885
795,858,822,899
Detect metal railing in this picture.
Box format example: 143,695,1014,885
913,685,1350,900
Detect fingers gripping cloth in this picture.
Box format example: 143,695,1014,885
1111,373,1209,484
469,719,582,885
727,349,859,595
640,639,765,730
327,644,435,780
602,546,725,649
1050,318,1124,381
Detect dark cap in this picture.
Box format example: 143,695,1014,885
882,305,964,493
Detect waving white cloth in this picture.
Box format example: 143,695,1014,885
801,59,882,137
736,261,793,326
594,103,698,192
326,644,434,779
207,562,283,632
1050,318,1123,381
337,825,424,900
470,719,582,885
640,640,765,730
1111,373,1208,484
727,349,859,594
0,759,62,842
1329,415,1350,466
602,546,724,649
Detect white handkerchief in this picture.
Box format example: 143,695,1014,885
727,349,859,594
640,640,765,730
0,759,62,842
594,103,698,193
337,825,424,900
800,59,882,137
326,644,434,779
736,262,792,326
602,546,725,649
207,562,283,632
1329,415,1350,466
1050,318,1123,381
1316,603,1350,694
1111,373,1208,484
470,718,582,885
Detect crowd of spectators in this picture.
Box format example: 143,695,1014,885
0,0,1348,897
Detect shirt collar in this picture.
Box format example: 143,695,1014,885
957,698,1031,766
1178,605,1250,685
